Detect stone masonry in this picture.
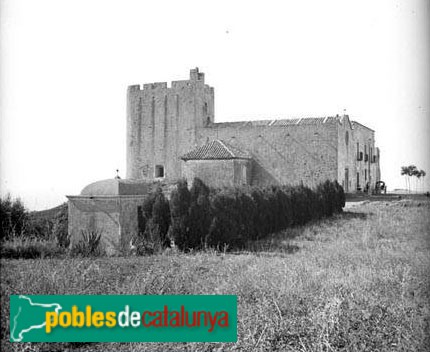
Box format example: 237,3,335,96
126,68,381,191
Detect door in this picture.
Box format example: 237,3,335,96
356,172,360,191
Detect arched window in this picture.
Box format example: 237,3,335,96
345,131,349,146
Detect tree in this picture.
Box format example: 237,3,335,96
0,194,27,240
169,179,191,249
138,187,171,248
409,166,420,193
401,166,409,192
401,165,418,193
418,169,426,193
408,165,418,193
186,178,212,249
151,190,171,245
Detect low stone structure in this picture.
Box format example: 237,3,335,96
67,179,150,254
181,140,252,187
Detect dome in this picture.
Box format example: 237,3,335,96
80,179,150,196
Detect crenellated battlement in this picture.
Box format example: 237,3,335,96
127,84,141,92
143,82,168,90
126,68,215,180
127,68,208,94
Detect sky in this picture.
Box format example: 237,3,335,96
1,0,429,210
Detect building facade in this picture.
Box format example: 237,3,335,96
126,68,381,191
68,68,381,252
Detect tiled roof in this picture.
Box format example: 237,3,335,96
212,116,345,128
351,121,375,132
210,115,374,130
80,179,151,196
181,140,251,161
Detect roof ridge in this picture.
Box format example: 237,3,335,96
217,139,235,157
181,139,250,160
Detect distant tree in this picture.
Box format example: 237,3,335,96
401,165,418,193
418,169,426,193
409,166,420,193
401,166,409,192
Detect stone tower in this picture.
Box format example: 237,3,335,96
126,68,214,180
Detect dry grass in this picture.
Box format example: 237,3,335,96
1,198,429,351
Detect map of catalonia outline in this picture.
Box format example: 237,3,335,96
10,295,62,342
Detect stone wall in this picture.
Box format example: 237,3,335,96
336,116,354,192
197,123,339,188
119,196,148,248
68,197,121,254
183,159,251,188
67,195,147,254
350,122,380,191
126,68,214,181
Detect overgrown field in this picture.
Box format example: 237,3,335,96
1,198,429,351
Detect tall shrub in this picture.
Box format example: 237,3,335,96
186,178,212,249
235,188,258,240
333,180,346,213
51,203,69,247
169,179,191,249
138,187,171,248
208,189,244,249
0,194,27,240
166,179,344,252
250,188,272,238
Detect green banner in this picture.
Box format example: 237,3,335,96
9,295,237,342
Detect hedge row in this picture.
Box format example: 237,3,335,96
137,178,345,251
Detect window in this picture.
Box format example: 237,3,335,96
345,131,349,146
155,165,164,178
365,169,367,181
137,206,145,234
242,164,247,185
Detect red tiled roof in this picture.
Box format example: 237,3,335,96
181,140,251,161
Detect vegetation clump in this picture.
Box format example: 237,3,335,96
148,178,345,251
70,230,104,257
0,179,345,257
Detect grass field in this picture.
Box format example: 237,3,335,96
1,198,429,351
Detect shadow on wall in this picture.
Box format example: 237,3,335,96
250,160,280,187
